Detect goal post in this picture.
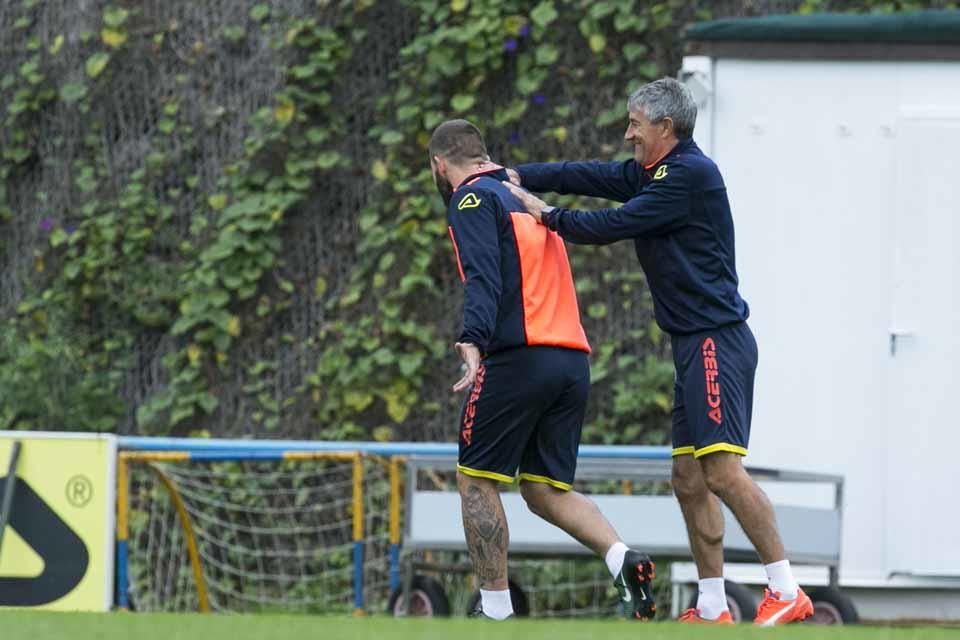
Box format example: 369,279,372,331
116,448,401,614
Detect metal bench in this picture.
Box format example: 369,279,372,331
399,447,846,619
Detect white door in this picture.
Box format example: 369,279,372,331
886,115,960,577
714,60,899,582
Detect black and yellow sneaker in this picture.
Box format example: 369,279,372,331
613,550,657,620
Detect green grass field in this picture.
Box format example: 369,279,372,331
1,613,956,640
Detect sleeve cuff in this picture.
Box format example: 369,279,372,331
542,208,561,231
457,332,487,353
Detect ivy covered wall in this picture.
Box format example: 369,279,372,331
0,0,951,440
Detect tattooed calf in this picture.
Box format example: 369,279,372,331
461,483,508,588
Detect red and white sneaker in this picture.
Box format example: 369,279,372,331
754,588,814,626
678,608,734,624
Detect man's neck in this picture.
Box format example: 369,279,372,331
644,138,680,169
449,160,500,190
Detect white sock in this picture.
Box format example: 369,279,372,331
480,588,513,620
764,559,799,600
696,577,728,620
604,541,629,579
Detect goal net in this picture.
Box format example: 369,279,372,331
119,452,392,613
119,449,673,618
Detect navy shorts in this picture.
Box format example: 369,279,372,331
458,346,590,491
671,322,758,459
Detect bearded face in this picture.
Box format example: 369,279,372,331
432,159,455,207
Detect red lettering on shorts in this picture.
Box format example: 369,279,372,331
461,364,486,446
702,338,722,425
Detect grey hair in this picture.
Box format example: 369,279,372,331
627,77,697,139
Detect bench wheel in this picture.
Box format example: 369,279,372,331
388,575,450,617
805,587,859,625
686,579,757,622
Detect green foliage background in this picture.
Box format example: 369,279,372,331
0,0,952,441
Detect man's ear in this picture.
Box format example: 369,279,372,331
660,117,675,139
433,155,446,175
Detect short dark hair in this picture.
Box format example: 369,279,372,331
428,119,488,166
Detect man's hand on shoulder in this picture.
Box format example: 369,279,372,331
503,182,553,224
506,168,521,186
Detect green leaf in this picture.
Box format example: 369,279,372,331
516,68,547,95
85,52,111,78
274,98,295,125
339,288,362,308
316,151,341,169
535,44,559,65
423,111,444,130
197,392,219,414
615,13,647,33
638,61,659,79
530,1,558,27
250,4,270,22
223,273,244,290
306,128,328,145
379,130,403,145
589,2,616,20
588,302,607,319
623,43,647,62
396,105,420,122
208,194,228,211
286,175,310,190
450,94,475,113
170,403,195,426
494,100,528,127
136,404,157,427
398,353,423,377
103,6,129,28
596,105,623,128
384,392,410,424
49,228,68,247
344,391,373,412
208,289,230,308
101,28,127,48
222,25,246,42
589,33,606,53
59,82,88,103
49,34,64,55
372,348,394,365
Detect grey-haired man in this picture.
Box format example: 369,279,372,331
505,77,812,626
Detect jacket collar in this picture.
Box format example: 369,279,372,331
643,137,694,170
454,162,505,191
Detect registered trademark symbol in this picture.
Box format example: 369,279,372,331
66,475,93,508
